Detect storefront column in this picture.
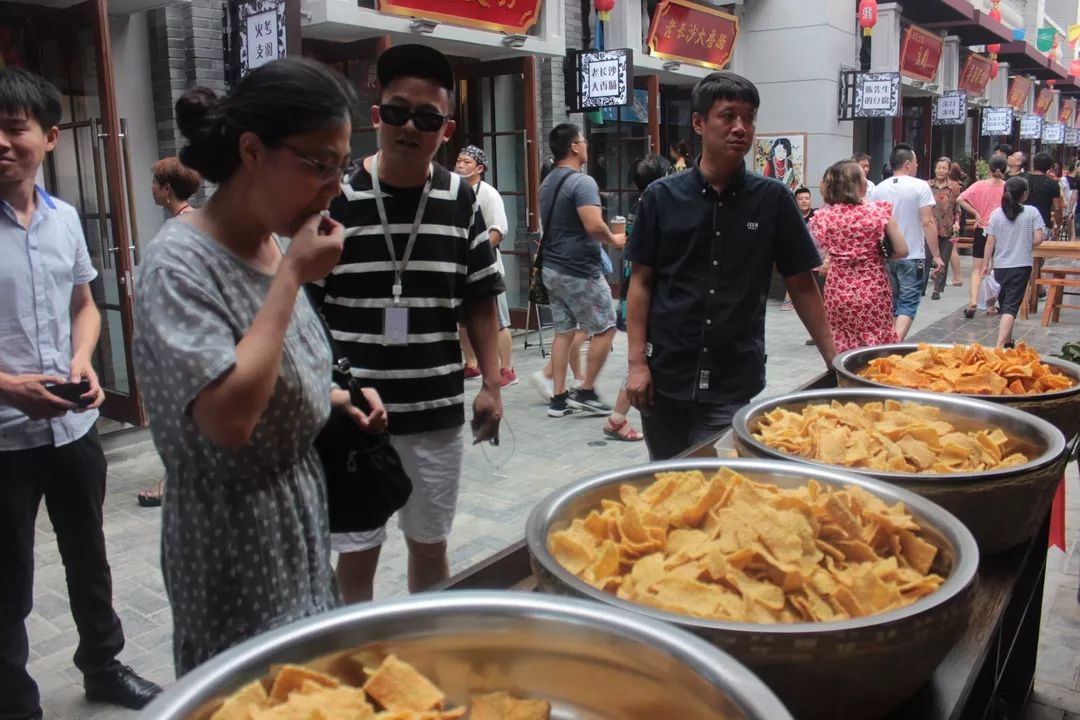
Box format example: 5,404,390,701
870,2,903,73
523,55,539,234
989,62,1009,107
646,74,660,155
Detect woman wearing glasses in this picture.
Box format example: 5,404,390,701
132,58,386,676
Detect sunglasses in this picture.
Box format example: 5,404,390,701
283,143,359,182
378,104,449,133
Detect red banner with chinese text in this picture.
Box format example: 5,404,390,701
900,25,943,82
1008,76,1033,110
958,53,993,95
1035,88,1054,117
646,0,739,71
378,0,542,34
1059,98,1076,125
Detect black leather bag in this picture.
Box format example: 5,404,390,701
306,289,412,533
529,171,574,306
314,358,412,533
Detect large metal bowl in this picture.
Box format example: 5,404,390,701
731,388,1070,554
526,459,980,720
141,591,793,720
833,343,1080,439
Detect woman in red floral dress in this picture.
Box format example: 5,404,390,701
809,160,908,353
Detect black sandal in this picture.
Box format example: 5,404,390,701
963,305,976,319
137,480,164,508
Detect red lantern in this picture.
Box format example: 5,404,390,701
1048,78,1057,88
989,0,1002,22
1071,58,1080,77
990,60,1000,79
858,0,878,37
988,43,1001,54
594,0,614,21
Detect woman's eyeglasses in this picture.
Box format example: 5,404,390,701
283,144,359,182
378,104,449,133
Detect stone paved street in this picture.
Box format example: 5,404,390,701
25,278,1080,719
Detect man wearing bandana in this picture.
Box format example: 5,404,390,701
454,145,517,387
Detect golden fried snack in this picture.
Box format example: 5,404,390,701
857,342,1073,395
754,399,1029,473
548,469,944,624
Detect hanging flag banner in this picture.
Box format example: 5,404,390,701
1008,75,1034,110
932,91,967,125
899,25,943,82
646,0,739,71
1037,28,1057,53
1043,122,1066,143
1019,114,1044,139
1070,24,1080,43
958,53,994,95
1059,98,1076,125
1034,87,1055,117
1012,28,1026,41
853,72,902,117
981,106,1014,135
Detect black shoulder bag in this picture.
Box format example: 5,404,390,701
529,170,574,305
305,289,412,534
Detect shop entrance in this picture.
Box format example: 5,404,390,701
0,0,143,424
900,95,932,179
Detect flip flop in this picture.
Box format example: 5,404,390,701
603,418,644,442
137,480,164,507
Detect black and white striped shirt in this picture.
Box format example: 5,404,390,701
314,162,503,435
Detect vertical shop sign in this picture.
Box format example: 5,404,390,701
238,0,285,76
1019,114,1043,139
899,26,944,82
565,48,633,111
1059,98,1076,125
1034,87,1054,117
932,91,967,125
981,106,1014,135
854,73,901,117
1007,76,1034,110
1043,122,1066,144
958,53,993,95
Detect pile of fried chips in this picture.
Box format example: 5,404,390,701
753,399,1029,473
857,342,1074,396
211,654,550,720
548,469,944,624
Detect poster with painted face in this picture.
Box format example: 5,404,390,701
754,132,807,192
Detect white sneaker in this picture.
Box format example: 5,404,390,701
530,371,554,401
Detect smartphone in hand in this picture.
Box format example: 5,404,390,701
46,380,92,407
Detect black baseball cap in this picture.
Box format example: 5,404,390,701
376,44,455,94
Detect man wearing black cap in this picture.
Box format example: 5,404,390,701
314,44,504,602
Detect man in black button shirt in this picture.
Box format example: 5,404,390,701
624,71,835,460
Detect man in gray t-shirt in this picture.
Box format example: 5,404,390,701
536,123,626,417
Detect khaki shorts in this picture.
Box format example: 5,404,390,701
331,425,465,553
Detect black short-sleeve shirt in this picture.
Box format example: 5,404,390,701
626,163,821,404
1024,173,1059,227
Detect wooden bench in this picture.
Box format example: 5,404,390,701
1034,275,1080,325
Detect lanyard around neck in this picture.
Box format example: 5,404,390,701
370,152,433,303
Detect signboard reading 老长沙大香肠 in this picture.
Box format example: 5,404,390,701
565,48,633,112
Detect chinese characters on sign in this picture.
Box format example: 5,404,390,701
958,53,993,96
1059,98,1076,126
1065,127,1080,146
1007,76,1033,111
981,107,1014,136
238,1,285,77
1042,122,1066,144
1019,114,1043,139
378,0,542,33
566,48,633,111
646,0,739,71
1034,88,1054,117
932,91,966,125
854,73,901,117
899,26,943,83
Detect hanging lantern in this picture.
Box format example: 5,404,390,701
1071,58,1080,77
858,0,878,37
1048,78,1057,88
594,0,614,22
990,60,1000,79
988,43,1001,55
989,0,1002,22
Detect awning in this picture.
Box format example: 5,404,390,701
919,7,1013,46
901,0,973,25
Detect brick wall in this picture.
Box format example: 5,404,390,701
147,0,226,164
537,0,587,161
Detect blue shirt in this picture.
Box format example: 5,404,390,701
0,187,99,450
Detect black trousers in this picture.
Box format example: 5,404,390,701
0,429,124,720
640,393,743,461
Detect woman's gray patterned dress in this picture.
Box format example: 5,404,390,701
133,220,339,676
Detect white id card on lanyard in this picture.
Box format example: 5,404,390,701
371,153,433,346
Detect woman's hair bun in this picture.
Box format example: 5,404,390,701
175,87,236,183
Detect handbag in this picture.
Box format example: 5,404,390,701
305,290,412,533
529,171,574,306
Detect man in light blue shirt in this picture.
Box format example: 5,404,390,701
0,68,159,719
